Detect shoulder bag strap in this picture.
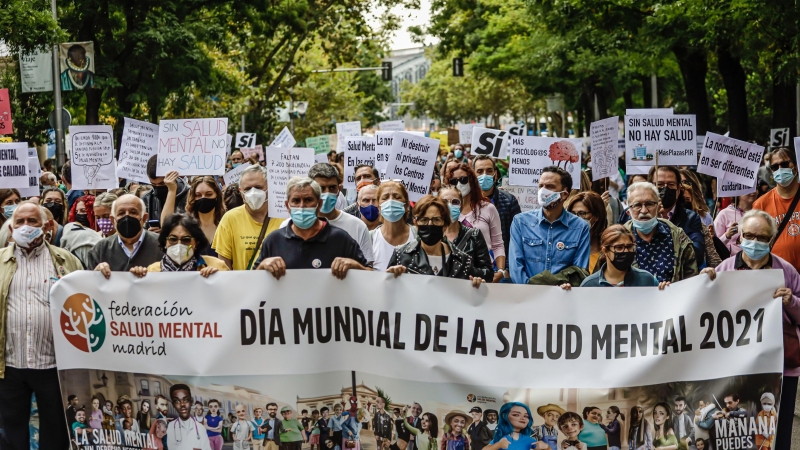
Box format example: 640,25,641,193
771,192,800,249
246,215,272,270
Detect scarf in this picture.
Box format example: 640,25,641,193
161,254,198,272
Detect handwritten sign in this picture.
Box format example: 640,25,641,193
18,149,41,198
306,135,331,155
117,118,158,184
69,125,117,190
507,136,582,187
378,120,405,132
336,121,361,152
458,123,474,145
270,126,296,148
222,163,249,187
499,178,538,212
156,118,228,176
266,147,314,218
624,115,697,168
0,89,13,135
717,179,757,198
241,145,264,162
697,132,763,187
385,132,439,201
344,136,377,189
590,116,619,181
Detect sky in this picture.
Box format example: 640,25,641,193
372,0,435,50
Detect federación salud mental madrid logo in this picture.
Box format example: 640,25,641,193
60,293,106,352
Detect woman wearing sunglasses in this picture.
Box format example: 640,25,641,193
133,214,228,277
439,186,494,280
446,163,506,282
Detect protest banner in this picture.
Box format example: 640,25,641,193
59,42,95,91
270,126,297,148
717,179,757,198
69,125,117,190
458,123,474,144
589,116,618,181
50,270,783,450
336,121,362,151
156,118,228,176
241,144,264,162
234,132,256,148
385,132,439,201
17,148,41,197
20,50,54,93
624,114,697,168
770,128,790,148
344,136,377,189
266,146,314,218
697,132,764,187
117,118,158,184
471,127,509,159
0,88,13,135
499,178,538,211
222,163,248,186
507,136,582,187
378,120,405,131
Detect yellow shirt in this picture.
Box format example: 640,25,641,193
589,252,600,273
211,206,283,270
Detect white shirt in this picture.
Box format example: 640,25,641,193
279,212,374,263
371,226,415,272
117,231,146,259
5,244,57,369
336,192,349,211
167,417,212,450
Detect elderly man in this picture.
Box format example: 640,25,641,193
0,202,82,450
703,209,800,450
213,165,284,270
344,165,382,217
256,176,369,279
623,182,697,282
350,184,380,230
90,194,163,277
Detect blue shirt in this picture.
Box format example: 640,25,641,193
634,221,675,282
509,208,591,284
253,417,266,439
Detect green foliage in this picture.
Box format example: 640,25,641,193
0,61,52,145
0,0,65,54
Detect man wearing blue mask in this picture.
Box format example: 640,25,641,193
754,146,800,272
622,182,697,282
508,166,590,284
256,176,370,279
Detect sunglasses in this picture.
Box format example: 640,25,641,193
769,161,792,172
449,176,469,186
166,236,193,245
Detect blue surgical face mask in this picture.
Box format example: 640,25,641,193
319,192,337,214
380,199,406,223
232,163,242,168
360,204,380,222
454,150,463,159
3,204,16,219
477,174,494,191
740,238,771,261
290,207,318,229
632,216,659,234
449,204,461,222
773,167,796,187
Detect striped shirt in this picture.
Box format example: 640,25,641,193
5,244,57,369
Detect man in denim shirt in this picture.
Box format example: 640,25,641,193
509,166,590,284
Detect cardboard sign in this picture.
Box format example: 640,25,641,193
336,121,361,152
471,127,509,159
499,178,538,212
507,136,582,187
344,136,377,189
385,132,439,201
156,118,228,176
590,117,619,182
222,163,249,187
270,126,296,148
697,132,763,187
69,125,117,190
624,115,697,168
0,89,13,135
770,128,790,148
18,149,41,198
717,179,757,198
241,145,264,162
235,133,256,149
378,120,405,132
117,118,158,184
20,50,53,93
266,147,314,218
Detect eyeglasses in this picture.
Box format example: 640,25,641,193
167,236,193,245
742,232,771,243
656,182,678,190
572,211,592,219
449,176,469,186
629,201,658,212
606,244,637,253
769,160,793,172
447,199,462,207
416,217,445,226
680,179,694,188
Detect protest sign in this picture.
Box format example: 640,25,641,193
18,149,41,198
385,132,439,201
241,144,264,162
343,136,377,189
376,131,426,178
0,88,13,135
59,42,95,91
225,133,232,153
69,125,117,190
458,123,474,144
156,118,228,176
222,163,248,186
19,50,53,93
499,178,538,211
270,126,296,148
625,114,697,168
378,120,405,131
336,121,362,151
234,132,256,148
471,127,509,159
770,128,790,148
717,179,757,198
507,136,582,187
697,132,764,187
266,146,314,218
50,270,784,450
504,122,526,136
626,108,674,115
117,118,158,184
589,116,618,181
306,135,331,155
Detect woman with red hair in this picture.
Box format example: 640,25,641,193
68,194,97,229
62,194,102,268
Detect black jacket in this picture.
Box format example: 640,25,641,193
669,203,705,266
373,411,393,441
141,177,189,224
388,239,474,280
451,224,493,280
261,417,285,444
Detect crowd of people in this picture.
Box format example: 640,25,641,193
0,139,799,450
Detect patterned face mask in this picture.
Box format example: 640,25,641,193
97,218,114,236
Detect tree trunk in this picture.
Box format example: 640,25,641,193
85,88,102,125
672,45,711,135
641,76,652,109
623,87,634,110
594,87,608,120
716,44,749,140
773,77,797,141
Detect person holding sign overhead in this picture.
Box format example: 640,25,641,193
162,175,225,257
753,147,800,272
142,155,189,232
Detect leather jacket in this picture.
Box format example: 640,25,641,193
451,224,494,280
388,238,474,280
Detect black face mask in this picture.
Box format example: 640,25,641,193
43,202,64,223
609,251,636,272
75,213,90,227
116,215,142,239
659,187,678,209
417,225,444,246
193,197,217,214
153,185,169,202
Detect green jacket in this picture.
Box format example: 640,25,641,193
623,219,698,282
0,242,84,378
527,265,590,286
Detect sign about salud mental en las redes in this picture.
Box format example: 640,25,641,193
343,136,376,189
156,118,228,176
385,132,439,201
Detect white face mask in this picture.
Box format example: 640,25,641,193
12,225,44,249
242,188,267,210
456,182,471,197
761,404,773,412
538,187,564,208
167,244,194,265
